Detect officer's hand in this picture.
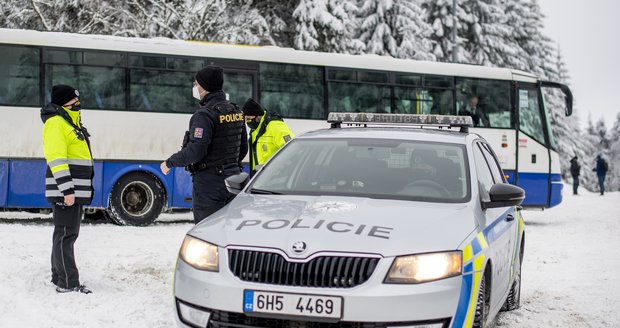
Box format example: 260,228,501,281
64,194,75,206
160,161,171,175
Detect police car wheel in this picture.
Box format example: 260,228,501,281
502,241,523,311
107,172,165,226
473,273,491,328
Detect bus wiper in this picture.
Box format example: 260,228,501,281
249,188,283,195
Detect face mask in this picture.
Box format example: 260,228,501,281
247,120,260,130
192,86,202,100
66,101,81,111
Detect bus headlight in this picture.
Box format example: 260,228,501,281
179,235,219,272
385,251,462,284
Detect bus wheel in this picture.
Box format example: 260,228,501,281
473,271,491,328
107,172,165,226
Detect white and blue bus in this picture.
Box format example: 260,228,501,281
0,29,572,225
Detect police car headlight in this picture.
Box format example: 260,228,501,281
179,235,219,272
385,251,462,284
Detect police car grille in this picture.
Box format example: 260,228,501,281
228,249,379,288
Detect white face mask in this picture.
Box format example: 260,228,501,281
192,86,202,100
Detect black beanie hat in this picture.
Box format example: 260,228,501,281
195,65,223,92
242,98,265,116
51,85,79,106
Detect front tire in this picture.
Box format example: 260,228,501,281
502,241,524,311
473,273,491,328
107,172,165,226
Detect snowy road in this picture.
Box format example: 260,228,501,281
0,185,618,328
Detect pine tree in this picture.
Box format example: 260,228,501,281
607,113,620,191
251,0,300,47
542,46,585,183
292,0,357,53
424,0,471,62
464,0,521,68
352,0,434,60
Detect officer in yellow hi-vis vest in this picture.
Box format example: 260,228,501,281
41,85,94,294
241,98,294,175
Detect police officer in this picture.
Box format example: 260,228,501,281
41,85,94,294
160,65,247,224
241,98,294,175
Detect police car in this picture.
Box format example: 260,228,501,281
173,113,525,328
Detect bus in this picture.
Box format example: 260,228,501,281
0,29,572,226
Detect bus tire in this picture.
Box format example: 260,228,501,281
106,172,165,226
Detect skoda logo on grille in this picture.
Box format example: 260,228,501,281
291,241,307,255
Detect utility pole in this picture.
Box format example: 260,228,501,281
452,0,457,62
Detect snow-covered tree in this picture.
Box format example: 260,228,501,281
351,0,434,60
251,0,299,47
0,0,116,33
608,113,620,191
292,0,357,53
465,0,521,68
424,0,471,62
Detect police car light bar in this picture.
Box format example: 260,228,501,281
327,112,473,132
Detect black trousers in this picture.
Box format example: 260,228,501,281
572,175,579,194
192,166,239,224
51,204,83,289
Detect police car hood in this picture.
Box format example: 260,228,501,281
189,194,477,258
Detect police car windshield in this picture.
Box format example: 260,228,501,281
250,138,471,203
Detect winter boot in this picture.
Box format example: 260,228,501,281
56,285,92,294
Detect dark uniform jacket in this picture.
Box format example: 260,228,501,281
570,158,580,177
166,91,248,171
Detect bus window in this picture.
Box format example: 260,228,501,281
0,45,39,106
328,69,356,81
393,87,453,115
541,90,558,150
393,74,453,115
328,82,391,114
359,71,388,83
130,55,166,68
130,69,194,113
167,57,204,71
45,64,125,110
45,49,82,64
518,88,545,145
84,52,125,66
259,63,324,119
456,78,511,128
224,72,253,107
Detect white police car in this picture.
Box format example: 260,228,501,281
173,113,525,328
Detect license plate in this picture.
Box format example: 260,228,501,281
243,290,343,320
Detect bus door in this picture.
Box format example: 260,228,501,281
515,83,550,207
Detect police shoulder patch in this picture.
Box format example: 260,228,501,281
283,135,291,142
194,127,204,139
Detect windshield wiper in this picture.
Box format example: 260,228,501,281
249,188,283,195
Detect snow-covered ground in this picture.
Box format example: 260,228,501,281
0,185,618,328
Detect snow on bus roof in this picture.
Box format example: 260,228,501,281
0,28,537,82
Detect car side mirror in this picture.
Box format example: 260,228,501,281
482,183,525,209
225,172,250,195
